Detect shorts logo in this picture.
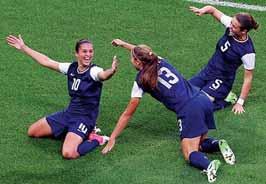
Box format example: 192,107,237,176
77,123,88,134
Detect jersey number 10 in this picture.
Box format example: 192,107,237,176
71,78,81,91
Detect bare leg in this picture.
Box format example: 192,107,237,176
28,117,53,137
181,136,202,161
62,132,83,159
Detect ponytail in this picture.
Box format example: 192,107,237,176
132,45,159,90
235,13,259,32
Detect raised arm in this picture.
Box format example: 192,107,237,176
112,39,136,51
102,97,140,154
6,35,60,72
97,56,118,81
232,69,253,114
189,5,224,22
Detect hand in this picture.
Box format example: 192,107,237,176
6,34,26,51
189,6,206,16
232,103,245,115
111,55,118,74
102,138,116,154
111,39,125,47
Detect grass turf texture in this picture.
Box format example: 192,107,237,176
1,0,266,183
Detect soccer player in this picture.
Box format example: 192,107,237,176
6,35,118,159
189,6,259,114
102,39,235,183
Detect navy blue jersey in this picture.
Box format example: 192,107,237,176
136,59,200,113
202,28,255,80
66,62,103,120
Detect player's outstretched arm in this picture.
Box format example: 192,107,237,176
232,70,253,115
189,5,223,22
112,39,136,51
102,97,140,154
98,56,118,81
6,34,60,72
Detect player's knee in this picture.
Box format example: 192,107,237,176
27,125,38,137
62,148,79,159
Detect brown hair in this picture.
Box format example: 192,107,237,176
75,39,92,53
235,13,259,32
132,45,159,90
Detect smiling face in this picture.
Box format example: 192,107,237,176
229,16,247,39
75,42,94,67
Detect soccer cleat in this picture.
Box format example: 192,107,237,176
219,139,236,165
93,126,101,133
224,91,238,104
203,160,221,183
88,132,109,145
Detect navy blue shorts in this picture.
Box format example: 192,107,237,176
177,92,216,139
189,73,234,100
46,110,95,139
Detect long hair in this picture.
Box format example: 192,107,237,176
235,13,259,32
132,45,159,90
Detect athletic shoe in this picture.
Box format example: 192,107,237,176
202,160,221,183
88,132,109,145
224,91,238,104
219,139,236,165
93,126,101,133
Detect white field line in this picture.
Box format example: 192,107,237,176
185,0,266,11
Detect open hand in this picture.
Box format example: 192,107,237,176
189,6,205,16
232,103,245,115
102,138,116,154
6,34,26,50
111,55,118,73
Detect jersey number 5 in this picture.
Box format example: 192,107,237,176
158,67,179,89
221,40,231,52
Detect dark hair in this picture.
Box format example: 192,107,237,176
75,39,92,53
132,45,159,90
235,13,259,32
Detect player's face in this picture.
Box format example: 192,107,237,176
229,17,243,37
75,43,94,67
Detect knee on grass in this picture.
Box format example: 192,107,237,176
62,148,80,159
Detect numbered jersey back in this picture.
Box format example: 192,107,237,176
136,59,200,113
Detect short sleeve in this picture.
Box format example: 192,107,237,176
242,53,255,70
90,66,104,81
220,14,232,28
58,63,71,74
131,81,144,98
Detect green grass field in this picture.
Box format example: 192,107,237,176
1,0,266,183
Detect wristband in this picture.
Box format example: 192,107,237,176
237,98,244,106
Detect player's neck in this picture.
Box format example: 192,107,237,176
78,65,90,73
234,34,247,42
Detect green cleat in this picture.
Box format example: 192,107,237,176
203,160,221,183
219,139,236,165
224,91,238,104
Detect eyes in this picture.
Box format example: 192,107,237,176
82,49,93,54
